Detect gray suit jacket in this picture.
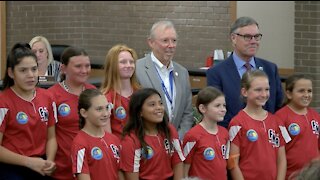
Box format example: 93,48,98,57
135,54,194,139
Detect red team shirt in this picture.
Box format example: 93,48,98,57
183,124,229,180
228,110,290,180
105,90,131,139
48,83,96,180
275,105,320,179
0,88,56,157
120,124,185,180
71,131,121,180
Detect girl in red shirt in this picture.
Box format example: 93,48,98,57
120,88,184,180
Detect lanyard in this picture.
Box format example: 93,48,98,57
154,66,174,106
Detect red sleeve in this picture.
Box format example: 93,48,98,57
228,117,242,147
169,124,185,166
71,137,90,175
46,90,57,127
182,128,197,164
120,133,141,173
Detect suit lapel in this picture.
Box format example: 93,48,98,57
172,66,182,118
226,57,241,83
144,57,169,112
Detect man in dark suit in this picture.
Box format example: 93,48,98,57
206,16,283,128
136,20,193,139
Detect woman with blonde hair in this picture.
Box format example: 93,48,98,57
100,44,140,139
29,35,61,81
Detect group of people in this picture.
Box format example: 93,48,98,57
0,16,318,180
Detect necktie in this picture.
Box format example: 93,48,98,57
244,63,251,71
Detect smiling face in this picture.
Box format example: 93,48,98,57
9,56,38,94
61,55,91,85
242,76,270,108
140,93,165,127
200,95,226,122
81,94,112,128
231,24,260,61
148,26,177,66
118,51,135,79
286,78,312,110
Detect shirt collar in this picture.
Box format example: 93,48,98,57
232,51,256,70
151,52,174,71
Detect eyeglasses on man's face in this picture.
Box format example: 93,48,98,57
234,33,263,41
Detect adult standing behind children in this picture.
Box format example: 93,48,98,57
135,20,193,139
48,47,96,180
30,36,61,81
0,43,57,179
206,16,283,128
100,44,140,139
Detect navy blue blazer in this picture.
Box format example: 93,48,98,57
206,55,283,128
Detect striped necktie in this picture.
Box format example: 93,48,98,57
244,63,251,71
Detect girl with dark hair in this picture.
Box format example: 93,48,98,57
0,43,57,179
275,74,319,179
71,89,121,180
183,86,229,180
120,88,184,180
47,46,96,180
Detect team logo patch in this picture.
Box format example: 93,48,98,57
91,147,103,160
203,147,215,160
141,146,153,159
58,103,71,117
246,129,258,142
288,123,300,136
16,112,28,124
115,106,126,120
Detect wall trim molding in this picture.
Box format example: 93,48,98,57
1,1,6,79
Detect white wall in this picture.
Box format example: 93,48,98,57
237,1,294,69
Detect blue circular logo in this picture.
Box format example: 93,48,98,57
247,129,258,142
91,147,103,160
142,146,153,160
58,103,71,117
203,147,215,160
115,106,126,120
288,123,300,136
16,112,28,124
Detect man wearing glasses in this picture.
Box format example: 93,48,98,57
206,16,283,129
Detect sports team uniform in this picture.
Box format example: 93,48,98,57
0,87,56,178
71,130,121,180
120,124,185,180
105,89,131,139
48,83,96,180
228,110,291,180
275,105,320,179
183,124,229,180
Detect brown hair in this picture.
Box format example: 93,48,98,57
60,46,89,82
196,86,224,115
283,73,313,105
78,89,103,129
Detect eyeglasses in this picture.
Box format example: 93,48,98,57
234,33,263,41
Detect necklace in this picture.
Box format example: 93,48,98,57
61,80,85,94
